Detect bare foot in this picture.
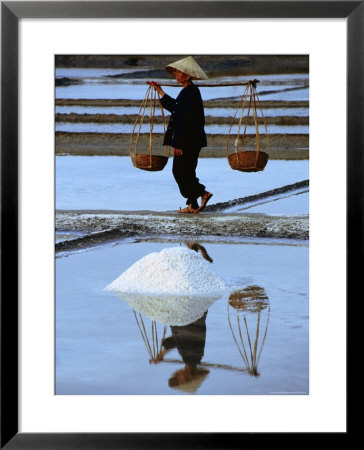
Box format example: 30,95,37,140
199,192,213,211
178,204,200,214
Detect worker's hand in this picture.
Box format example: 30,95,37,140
149,81,164,97
173,148,183,156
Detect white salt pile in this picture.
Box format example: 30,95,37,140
105,246,226,296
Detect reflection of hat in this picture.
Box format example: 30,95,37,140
168,368,209,393
165,56,208,80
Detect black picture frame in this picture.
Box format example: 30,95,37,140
1,1,359,448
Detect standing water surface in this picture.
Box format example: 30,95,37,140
56,239,309,395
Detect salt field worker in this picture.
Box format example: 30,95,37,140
151,56,213,213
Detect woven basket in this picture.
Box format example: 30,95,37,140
228,151,269,172
132,154,169,172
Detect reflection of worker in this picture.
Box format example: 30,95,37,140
185,242,213,263
151,56,213,214
158,312,209,392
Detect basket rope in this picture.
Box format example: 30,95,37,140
227,302,270,375
255,90,270,156
148,86,156,167
225,82,270,171
133,311,167,362
129,84,151,164
251,87,261,166
129,85,170,170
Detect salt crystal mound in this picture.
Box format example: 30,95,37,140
105,246,226,297
105,246,226,326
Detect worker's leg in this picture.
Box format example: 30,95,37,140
172,147,205,207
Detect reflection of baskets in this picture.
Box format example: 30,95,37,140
129,84,170,171
133,311,167,363
226,80,270,172
227,285,270,376
229,285,269,312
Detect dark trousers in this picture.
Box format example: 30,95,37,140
172,147,205,208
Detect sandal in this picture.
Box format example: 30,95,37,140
199,192,213,211
178,204,199,214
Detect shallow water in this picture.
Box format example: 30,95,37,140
56,239,309,395
56,69,308,83
55,105,309,117
55,122,308,135
245,192,309,215
226,190,309,215
56,84,309,102
56,156,309,212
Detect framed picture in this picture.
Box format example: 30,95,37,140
2,1,359,447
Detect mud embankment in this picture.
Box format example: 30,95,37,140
56,99,309,108
56,113,309,126
56,180,309,253
55,132,309,159
56,212,309,253
56,54,309,75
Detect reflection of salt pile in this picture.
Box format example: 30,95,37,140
114,293,219,326
105,247,226,326
105,247,225,296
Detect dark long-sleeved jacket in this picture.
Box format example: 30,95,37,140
160,83,207,149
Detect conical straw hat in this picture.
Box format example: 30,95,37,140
165,56,208,80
